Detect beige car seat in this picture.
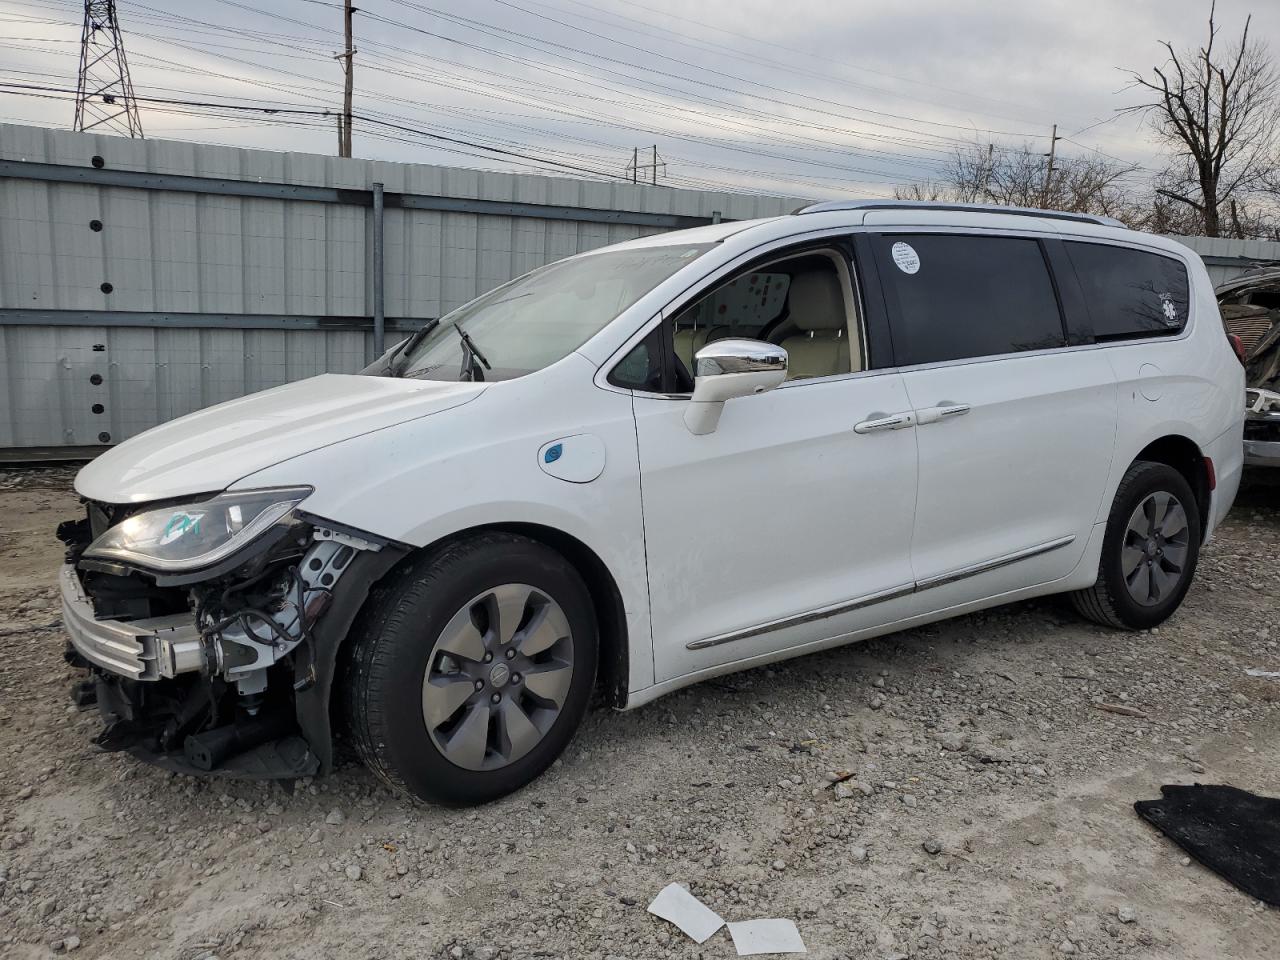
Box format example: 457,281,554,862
778,270,851,379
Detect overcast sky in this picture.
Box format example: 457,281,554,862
1,0,1276,200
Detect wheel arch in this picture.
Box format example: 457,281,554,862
382,521,629,708
1131,434,1211,542
309,521,631,775
483,521,630,709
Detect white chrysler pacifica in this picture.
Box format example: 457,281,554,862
59,200,1244,804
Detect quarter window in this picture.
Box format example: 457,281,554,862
874,234,1066,366
1064,242,1190,340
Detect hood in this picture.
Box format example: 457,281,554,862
76,374,485,504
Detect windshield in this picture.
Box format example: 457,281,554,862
393,243,713,381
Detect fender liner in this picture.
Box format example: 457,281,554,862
295,545,407,773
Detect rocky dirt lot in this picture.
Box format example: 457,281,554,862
0,466,1277,960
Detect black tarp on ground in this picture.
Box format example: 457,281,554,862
1134,784,1280,906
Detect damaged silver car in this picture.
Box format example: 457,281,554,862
1218,265,1280,468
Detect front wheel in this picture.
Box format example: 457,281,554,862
344,533,597,805
1070,460,1201,630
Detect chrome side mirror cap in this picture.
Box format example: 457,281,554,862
683,338,788,435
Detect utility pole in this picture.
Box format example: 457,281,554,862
73,0,143,137
625,146,665,185
335,0,355,157
1042,123,1061,205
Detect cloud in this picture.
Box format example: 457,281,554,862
1,0,1274,200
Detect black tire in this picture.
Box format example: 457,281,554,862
344,532,597,805
1069,460,1201,630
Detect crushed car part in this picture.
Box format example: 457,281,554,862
1217,267,1280,468
59,495,406,779
1244,387,1280,468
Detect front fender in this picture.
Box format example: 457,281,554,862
236,364,654,699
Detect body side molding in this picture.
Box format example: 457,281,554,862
685,535,1076,650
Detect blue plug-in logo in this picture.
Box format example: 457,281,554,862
544,443,563,464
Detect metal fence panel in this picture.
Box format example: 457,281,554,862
1164,234,1280,287
0,123,800,453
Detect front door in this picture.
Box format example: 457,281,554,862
633,375,919,682
617,242,919,684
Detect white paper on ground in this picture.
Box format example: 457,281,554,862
727,918,807,955
646,883,725,944
1245,668,1280,679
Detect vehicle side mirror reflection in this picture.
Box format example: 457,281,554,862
683,339,788,435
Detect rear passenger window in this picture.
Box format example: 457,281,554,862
1064,242,1190,340
873,234,1065,366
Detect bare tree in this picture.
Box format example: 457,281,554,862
1123,2,1280,236
895,143,1142,221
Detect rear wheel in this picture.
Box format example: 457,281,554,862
1070,460,1201,630
345,533,597,805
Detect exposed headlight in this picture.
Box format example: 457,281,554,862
84,487,312,572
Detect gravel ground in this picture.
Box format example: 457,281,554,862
1,466,1278,960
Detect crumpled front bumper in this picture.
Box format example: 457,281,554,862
59,564,204,681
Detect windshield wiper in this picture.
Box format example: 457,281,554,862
388,318,440,376
454,323,492,382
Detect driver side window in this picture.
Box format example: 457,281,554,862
610,246,862,393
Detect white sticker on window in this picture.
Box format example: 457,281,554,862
1160,293,1179,325
891,241,920,275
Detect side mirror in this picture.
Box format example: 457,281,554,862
683,338,788,435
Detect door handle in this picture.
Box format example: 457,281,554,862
853,411,915,434
915,401,971,425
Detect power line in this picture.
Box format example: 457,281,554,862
2,0,1157,199
474,0,1048,139
1,80,640,181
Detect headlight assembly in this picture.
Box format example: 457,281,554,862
84,487,313,572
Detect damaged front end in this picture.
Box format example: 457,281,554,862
56,489,404,779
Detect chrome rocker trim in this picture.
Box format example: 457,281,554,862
687,535,1076,650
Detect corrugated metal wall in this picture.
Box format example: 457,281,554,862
5,120,1279,456
1164,234,1280,286
0,123,801,453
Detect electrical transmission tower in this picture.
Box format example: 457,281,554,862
74,0,143,137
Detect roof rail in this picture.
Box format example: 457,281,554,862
795,199,1127,229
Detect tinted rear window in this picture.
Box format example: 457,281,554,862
1064,242,1189,340
874,234,1065,365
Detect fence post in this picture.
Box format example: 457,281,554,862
372,181,385,357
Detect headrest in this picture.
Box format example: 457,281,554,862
788,270,846,331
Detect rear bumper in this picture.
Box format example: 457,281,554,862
59,564,203,681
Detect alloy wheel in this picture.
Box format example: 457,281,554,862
421,583,574,771
1121,491,1190,607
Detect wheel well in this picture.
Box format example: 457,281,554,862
403,523,630,708
1134,435,1211,540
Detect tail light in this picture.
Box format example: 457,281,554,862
1227,333,1247,366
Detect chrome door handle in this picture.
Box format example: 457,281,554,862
915,401,971,425
853,411,915,434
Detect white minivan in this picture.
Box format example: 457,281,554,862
59,200,1244,804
